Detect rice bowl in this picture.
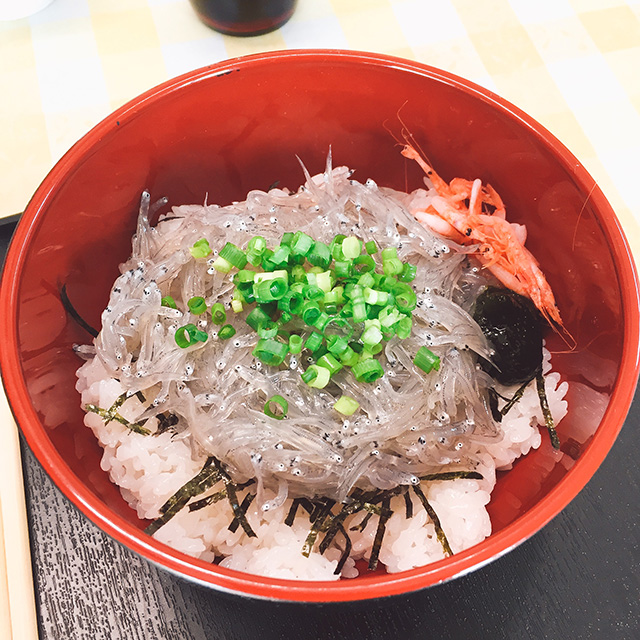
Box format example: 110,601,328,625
1,50,638,601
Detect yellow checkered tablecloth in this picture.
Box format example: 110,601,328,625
2,0,640,256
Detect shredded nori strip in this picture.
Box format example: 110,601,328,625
412,484,453,557
60,283,99,338
333,524,353,575
499,375,536,417
285,498,302,526
302,498,335,557
188,488,227,512
350,510,373,533
368,497,393,571
319,500,365,554
404,489,414,519
419,471,484,482
85,403,151,436
228,491,257,534
145,458,220,535
213,458,257,538
537,373,560,449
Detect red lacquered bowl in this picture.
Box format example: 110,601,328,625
2,50,639,602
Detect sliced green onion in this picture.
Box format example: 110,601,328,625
190,238,212,259
301,301,321,326
339,346,359,367
342,236,361,259
175,323,208,348
246,307,271,331
252,338,289,366
305,332,323,352
353,255,375,273
363,288,389,306
255,269,289,284
361,321,383,348
270,244,291,266
253,277,288,303
219,242,247,269
317,353,343,376
288,334,303,354
233,269,256,285
399,262,417,282
357,272,375,288
396,315,412,339
312,311,331,332
394,285,417,312
281,232,294,246
247,236,267,255
307,241,332,269
210,302,226,325
212,256,233,273
218,324,236,340
315,270,333,293
264,394,288,420
291,265,306,282
365,240,378,255
257,323,278,338
334,395,360,416
383,257,404,276
352,359,384,383
231,299,243,313
187,296,207,315
352,301,367,323
291,231,314,256
161,296,177,309
378,306,402,328
333,260,351,279
302,284,325,300
327,335,349,356
302,364,330,389
278,290,304,314
414,346,441,374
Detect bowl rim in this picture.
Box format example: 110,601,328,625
2,49,639,602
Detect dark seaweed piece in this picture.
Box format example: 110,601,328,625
537,373,561,449
473,286,543,385
412,485,453,557
419,471,483,482
228,491,257,534
85,403,151,436
60,283,99,338
188,488,227,512
333,524,353,575
302,498,335,557
145,458,221,535
403,489,414,519
368,497,393,571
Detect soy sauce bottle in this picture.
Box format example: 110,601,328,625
189,0,297,37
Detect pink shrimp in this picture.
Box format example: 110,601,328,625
401,143,564,331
